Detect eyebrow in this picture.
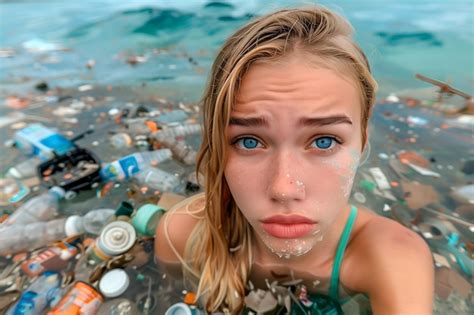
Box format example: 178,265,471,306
228,115,352,127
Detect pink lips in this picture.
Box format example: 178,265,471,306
260,215,317,239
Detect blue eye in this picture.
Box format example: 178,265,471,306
235,137,261,149
313,136,336,150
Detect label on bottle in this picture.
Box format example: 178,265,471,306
101,156,139,180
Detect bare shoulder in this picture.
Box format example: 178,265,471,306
349,209,434,314
154,192,205,263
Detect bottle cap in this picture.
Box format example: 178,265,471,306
99,221,136,256
64,215,84,237
165,303,194,315
49,186,66,199
99,269,129,298
132,204,164,236
115,201,134,217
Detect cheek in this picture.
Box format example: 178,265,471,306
318,151,360,197
224,155,262,215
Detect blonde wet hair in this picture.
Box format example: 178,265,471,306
168,5,377,314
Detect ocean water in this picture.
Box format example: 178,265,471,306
1,0,473,100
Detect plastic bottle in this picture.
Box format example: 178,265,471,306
6,156,42,179
156,109,189,124
2,186,65,226
0,177,30,205
100,149,172,181
7,271,61,315
134,167,181,192
151,123,201,142
82,208,116,235
123,118,159,135
110,133,133,148
159,138,197,165
0,215,83,255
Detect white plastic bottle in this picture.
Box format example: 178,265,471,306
0,215,83,255
3,186,65,226
134,167,181,192
100,149,172,181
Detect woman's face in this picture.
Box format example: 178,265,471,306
224,55,364,259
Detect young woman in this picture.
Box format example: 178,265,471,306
155,6,434,314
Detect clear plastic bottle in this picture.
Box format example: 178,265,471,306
151,123,201,142
0,215,83,255
7,271,61,315
6,156,42,179
134,167,181,192
82,208,116,235
3,186,65,226
159,138,197,165
100,149,172,181
122,118,159,135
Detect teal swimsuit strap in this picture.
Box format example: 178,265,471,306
329,205,358,301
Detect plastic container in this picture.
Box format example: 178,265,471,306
100,149,172,181
132,204,165,236
0,215,83,255
134,167,181,192
14,123,74,160
3,186,65,226
0,177,30,206
38,148,102,193
151,124,201,142
7,271,61,315
82,209,116,235
6,156,42,179
159,138,197,165
110,133,133,148
122,117,159,135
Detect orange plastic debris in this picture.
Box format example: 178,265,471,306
397,151,429,168
184,292,197,305
145,120,159,132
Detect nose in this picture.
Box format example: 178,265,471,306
267,150,306,203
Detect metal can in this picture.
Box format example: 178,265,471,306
47,281,103,315
98,221,136,256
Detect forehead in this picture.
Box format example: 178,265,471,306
234,56,362,124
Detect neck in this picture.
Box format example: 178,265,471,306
251,204,352,269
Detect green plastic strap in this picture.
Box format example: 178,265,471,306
329,205,358,301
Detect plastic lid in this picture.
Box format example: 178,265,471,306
99,221,136,256
99,269,129,298
132,204,164,236
165,303,193,315
49,186,66,199
64,215,84,237
115,201,134,217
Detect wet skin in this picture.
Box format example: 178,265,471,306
225,53,363,266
